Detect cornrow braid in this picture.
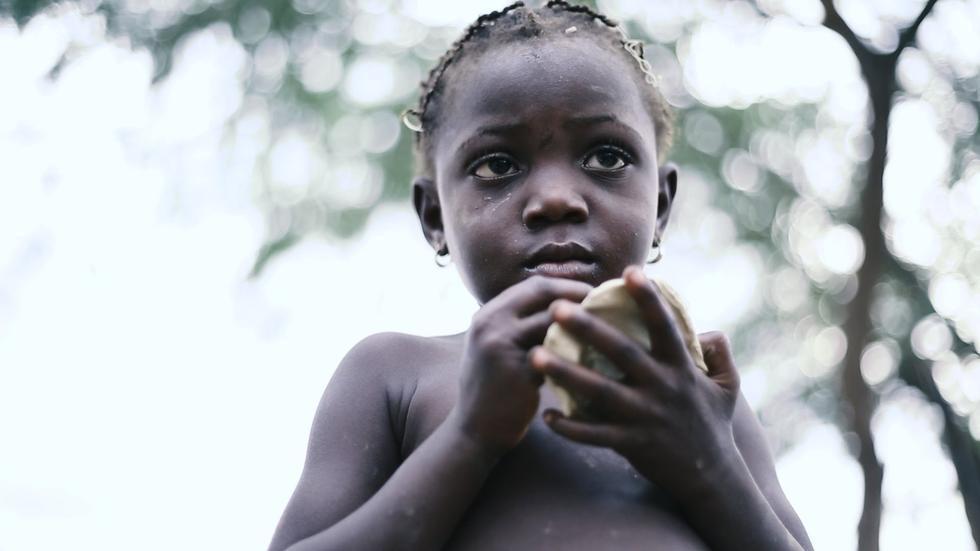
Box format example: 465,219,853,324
403,1,675,177
401,1,526,133
544,0,668,110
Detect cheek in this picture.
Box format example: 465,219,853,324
445,199,510,256
611,193,659,252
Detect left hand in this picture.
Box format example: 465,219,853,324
529,265,742,501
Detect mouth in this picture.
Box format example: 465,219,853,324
523,242,598,280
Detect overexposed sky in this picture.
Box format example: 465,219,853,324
1,2,977,550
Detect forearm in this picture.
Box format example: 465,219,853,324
286,409,501,551
675,448,811,551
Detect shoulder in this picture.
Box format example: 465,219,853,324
337,331,458,379
306,331,449,459
343,331,450,361
329,331,462,402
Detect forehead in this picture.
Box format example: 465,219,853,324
434,37,656,151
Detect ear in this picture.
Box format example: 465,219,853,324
654,163,678,243
412,176,447,253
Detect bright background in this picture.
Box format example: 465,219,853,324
1,1,978,549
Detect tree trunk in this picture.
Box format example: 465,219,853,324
842,52,896,551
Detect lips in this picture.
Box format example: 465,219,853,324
525,242,595,267
524,242,597,279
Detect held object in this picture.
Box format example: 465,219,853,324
543,277,707,420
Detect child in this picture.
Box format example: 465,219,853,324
269,2,812,549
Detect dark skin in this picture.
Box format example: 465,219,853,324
269,37,813,551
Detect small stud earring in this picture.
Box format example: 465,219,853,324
434,246,452,268
646,241,663,264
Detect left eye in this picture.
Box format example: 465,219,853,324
583,148,630,171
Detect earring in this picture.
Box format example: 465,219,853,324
401,108,423,133
646,241,663,264
434,246,452,268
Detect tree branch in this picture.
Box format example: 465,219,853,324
820,0,870,62
897,0,941,52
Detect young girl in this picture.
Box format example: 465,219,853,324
269,2,812,549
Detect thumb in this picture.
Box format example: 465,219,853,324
698,331,740,393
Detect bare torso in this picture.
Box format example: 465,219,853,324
398,333,709,550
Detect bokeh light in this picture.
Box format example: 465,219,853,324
2,1,979,550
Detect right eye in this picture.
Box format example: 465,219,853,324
471,155,520,180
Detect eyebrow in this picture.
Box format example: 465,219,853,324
455,114,645,154
562,114,619,128
562,114,644,141
457,122,527,154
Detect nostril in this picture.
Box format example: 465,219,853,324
522,194,588,229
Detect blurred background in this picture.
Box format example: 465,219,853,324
1,0,978,549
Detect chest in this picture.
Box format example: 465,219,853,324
398,356,708,550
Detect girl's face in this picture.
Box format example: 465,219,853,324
415,37,676,305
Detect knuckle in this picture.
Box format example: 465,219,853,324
713,332,732,354
700,330,730,352
729,368,742,390
615,341,644,365
481,330,509,349
470,309,490,329
660,376,681,399
594,376,617,404
638,397,659,418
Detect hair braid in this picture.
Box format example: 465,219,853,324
545,0,618,28
402,2,526,134
544,0,671,129
404,1,675,177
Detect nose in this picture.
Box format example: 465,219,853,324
521,172,589,230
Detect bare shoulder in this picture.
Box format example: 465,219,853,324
312,330,464,455
322,330,460,436
339,331,459,376
268,331,461,551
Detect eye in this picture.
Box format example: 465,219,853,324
471,155,520,180
583,146,632,172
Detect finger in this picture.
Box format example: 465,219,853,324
490,276,593,318
543,409,630,448
698,331,740,393
530,347,637,418
513,310,554,348
622,266,688,365
550,299,659,385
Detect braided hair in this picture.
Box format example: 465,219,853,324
403,0,674,178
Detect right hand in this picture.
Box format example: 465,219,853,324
451,276,593,455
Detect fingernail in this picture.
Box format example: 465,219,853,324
552,301,574,321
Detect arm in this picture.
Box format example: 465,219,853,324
270,277,594,551
267,333,504,551
731,392,814,550
658,356,813,551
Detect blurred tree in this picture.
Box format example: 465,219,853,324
807,1,979,549
2,1,978,549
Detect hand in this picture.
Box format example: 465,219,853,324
452,276,593,456
529,266,741,501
